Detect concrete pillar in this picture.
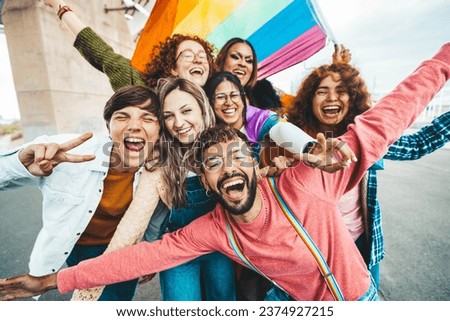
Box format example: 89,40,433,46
2,0,135,141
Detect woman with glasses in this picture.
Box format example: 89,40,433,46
42,0,215,91
205,72,292,160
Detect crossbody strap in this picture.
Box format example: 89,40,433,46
267,176,345,301
225,215,290,296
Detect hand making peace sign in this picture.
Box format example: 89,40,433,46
18,132,96,176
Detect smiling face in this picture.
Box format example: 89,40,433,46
163,88,204,145
213,80,245,130
222,42,254,87
201,138,258,217
171,40,209,87
312,73,350,129
108,104,160,172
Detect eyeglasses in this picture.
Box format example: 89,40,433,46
213,91,243,105
202,150,253,173
176,49,208,62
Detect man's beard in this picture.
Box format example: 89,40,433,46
211,169,258,215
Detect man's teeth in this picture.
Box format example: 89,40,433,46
124,137,144,143
223,179,244,189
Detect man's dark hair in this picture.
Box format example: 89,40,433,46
103,85,160,128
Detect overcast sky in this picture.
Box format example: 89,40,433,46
269,0,450,95
1,0,449,120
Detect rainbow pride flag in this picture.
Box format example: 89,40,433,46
130,0,327,79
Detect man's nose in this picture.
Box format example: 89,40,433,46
127,118,142,130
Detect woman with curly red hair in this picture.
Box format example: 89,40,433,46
286,55,450,290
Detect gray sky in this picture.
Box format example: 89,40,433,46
1,0,449,120
269,0,450,96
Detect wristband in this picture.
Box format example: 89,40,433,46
57,5,72,20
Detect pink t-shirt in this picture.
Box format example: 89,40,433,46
339,183,364,241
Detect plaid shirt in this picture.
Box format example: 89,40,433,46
366,111,450,268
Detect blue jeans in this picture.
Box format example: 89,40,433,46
355,233,380,289
160,176,236,301
66,244,138,300
160,251,236,300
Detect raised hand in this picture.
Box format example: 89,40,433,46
302,133,357,173
0,273,58,301
18,132,96,176
332,44,352,65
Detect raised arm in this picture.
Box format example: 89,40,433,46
43,0,85,36
384,110,450,160
338,43,450,193
42,0,145,91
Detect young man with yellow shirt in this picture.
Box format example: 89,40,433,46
0,85,162,300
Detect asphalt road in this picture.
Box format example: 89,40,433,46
0,147,449,301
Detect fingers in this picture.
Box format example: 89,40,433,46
303,134,358,172
257,166,270,180
332,44,351,64
324,137,358,164
59,132,94,152
63,153,96,163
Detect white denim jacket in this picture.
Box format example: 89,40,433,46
0,134,142,276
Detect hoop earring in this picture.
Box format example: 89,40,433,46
205,189,212,197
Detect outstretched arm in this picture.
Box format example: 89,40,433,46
0,273,58,301
385,110,450,160
42,0,145,91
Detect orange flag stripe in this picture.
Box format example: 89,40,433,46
131,0,179,72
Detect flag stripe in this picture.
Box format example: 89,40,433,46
247,0,318,61
131,0,179,71
258,25,326,79
173,0,244,39
206,0,293,50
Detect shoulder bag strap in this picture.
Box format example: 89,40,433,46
267,176,345,301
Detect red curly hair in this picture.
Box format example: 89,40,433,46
141,34,216,88
286,63,373,137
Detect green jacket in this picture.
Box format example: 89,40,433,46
74,27,147,91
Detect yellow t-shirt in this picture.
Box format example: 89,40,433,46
77,169,135,246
